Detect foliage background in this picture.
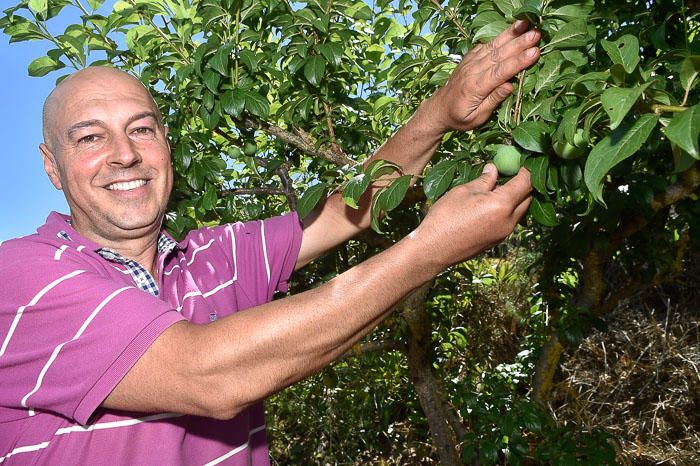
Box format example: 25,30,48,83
3,0,699,463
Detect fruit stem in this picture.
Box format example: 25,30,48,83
652,104,687,114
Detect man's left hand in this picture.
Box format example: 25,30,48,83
427,20,541,133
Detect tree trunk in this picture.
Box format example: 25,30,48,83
402,282,462,465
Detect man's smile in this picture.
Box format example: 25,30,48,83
105,179,149,191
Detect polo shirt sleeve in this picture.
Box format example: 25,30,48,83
0,240,186,425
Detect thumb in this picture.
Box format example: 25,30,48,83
470,163,498,191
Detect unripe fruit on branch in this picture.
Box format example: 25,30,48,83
493,145,522,176
243,141,258,156
553,129,587,160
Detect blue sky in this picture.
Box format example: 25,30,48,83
0,33,70,241
0,16,77,241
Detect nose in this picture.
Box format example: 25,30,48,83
107,132,142,168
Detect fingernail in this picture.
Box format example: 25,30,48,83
514,19,527,30
483,163,496,175
527,30,537,40
527,47,539,57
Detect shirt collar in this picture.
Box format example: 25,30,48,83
39,211,180,256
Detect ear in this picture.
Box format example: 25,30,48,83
40,143,63,190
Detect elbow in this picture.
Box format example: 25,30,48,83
190,383,250,421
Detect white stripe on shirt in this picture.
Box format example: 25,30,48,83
53,245,69,261
164,238,216,276
21,286,132,412
0,418,259,465
260,221,271,287
0,270,86,358
55,412,184,434
187,239,215,266
227,223,239,281
176,279,235,312
0,441,50,464
201,424,266,466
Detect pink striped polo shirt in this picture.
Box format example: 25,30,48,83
0,211,302,465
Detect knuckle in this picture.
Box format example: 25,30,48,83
487,42,500,62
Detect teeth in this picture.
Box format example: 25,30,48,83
107,179,147,191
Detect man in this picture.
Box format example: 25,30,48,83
0,21,540,465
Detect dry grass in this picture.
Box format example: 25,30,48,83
554,282,700,465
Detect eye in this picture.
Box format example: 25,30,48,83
132,127,155,138
77,134,99,145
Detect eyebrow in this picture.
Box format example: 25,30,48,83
65,111,161,139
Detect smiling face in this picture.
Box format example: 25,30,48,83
40,67,173,245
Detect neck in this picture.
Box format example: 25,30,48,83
72,222,162,276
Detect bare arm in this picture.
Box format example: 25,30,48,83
296,20,541,268
103,165,532,419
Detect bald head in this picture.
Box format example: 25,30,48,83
41,67,162,151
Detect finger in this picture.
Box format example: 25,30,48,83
494,167,532,205
511,195,532,221
491,20,532,50
489,28,541,65
476,46,540,95
469,83,513,126
468,163,499,192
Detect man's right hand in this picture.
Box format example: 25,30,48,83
409,164,532,275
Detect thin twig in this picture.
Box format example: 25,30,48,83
429,0,469,39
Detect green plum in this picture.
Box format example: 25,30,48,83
553,129,587,160
493,145,522,176
243,141,257,156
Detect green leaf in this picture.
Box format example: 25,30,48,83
601,35,640,74
222,89,245,118
208,45,231,76
202,183,218,210
342,174,371,209
239,49,262,72
244,90,269,118
202,70,221,93
303,55,326,86
529,197,559,227
377,175,412,212
424,160,457,201
200,102,221,130
366,159,402,180
297,182,327,219
513,121,550,153
6,19,46,43
584,114,659,205
665,104,700,159
513,0,542,25
28,0,48,18
87,0,105,10
346,3,373,20
493,0,518,17
473,21,509,43
27,55,65,77
316,42,343,67
546,19,589,51
680,56,700,92
523,156,549,195
534,53,562,95
600,82,651,130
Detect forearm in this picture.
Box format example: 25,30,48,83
196,235,437,417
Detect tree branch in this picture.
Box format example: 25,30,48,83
341,339,404,360
220,187,287,197
236,115,355,167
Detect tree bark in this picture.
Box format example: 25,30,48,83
402,283,462,465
